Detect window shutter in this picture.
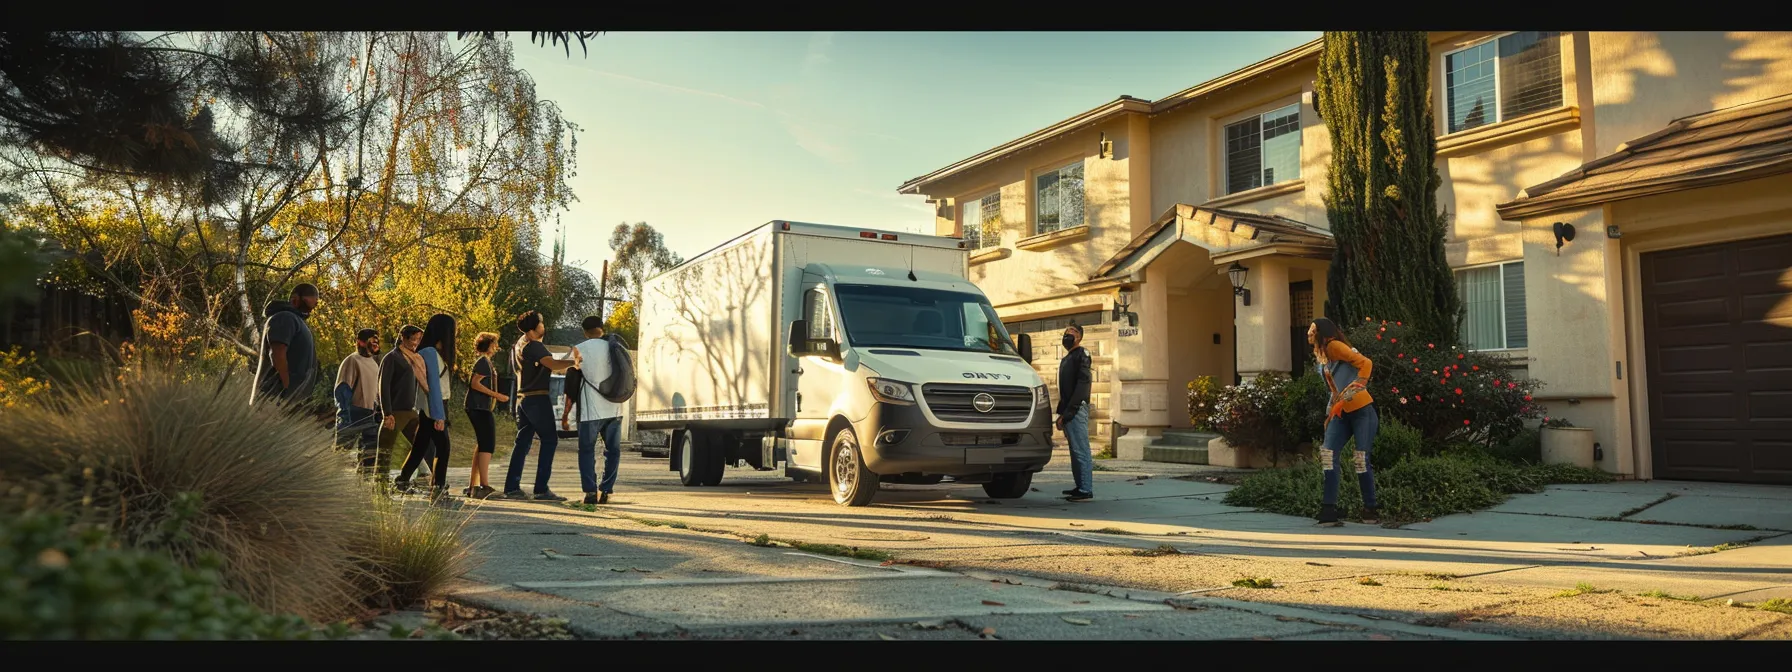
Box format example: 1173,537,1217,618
1502,262,1528,349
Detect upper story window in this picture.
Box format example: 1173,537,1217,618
1224,103,1302,195
1455,261,1527,351
1444,31,1565,135
1034,161,1085,235
962,192,1001,250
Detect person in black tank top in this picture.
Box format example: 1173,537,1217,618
501,311,581,501
463,332,510,499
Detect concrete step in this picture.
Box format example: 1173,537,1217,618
1143,444,1209,465
1154,431,1219,448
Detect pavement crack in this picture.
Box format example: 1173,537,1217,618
1616,493,1678,519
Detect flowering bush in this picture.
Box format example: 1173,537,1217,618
1206,371,1309,463
1344,316,1545,446
1186,376,1222,432
0,346,51,408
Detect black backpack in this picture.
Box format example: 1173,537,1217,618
597,334,635,403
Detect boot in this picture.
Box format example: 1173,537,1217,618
1316,504,1343,527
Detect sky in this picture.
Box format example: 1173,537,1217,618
511,31,1320,271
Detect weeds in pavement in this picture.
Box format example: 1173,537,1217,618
1754,598,1792,615
1091,463,1113,472
786,541,891,562
750,534,774,547
1232,577,1275,589
1616,494,1677,519
635,518,689,530
1431,584,1482,592
1132,544,1183,557
1357,577,1382,586
1554,582,1615,598
1052,583,1108,595
1638,590,1701,602
1092,527,1139,536
1677,537,1770,557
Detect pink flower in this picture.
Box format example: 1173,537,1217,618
1493,379,1502,386
1472,365,1480,371
1380,327,1387,332
1458,354,1465,360
1392,387,1400,393
1400,397,1408,404
1455,388,1463,395
1397,353,1404,358
1397,321,1403,326
1464,419,1471,425
1415,395,1423,401
1390,338,1398,344
1428,343,1436,349
1523,395,1532,401
1508,382,1518,389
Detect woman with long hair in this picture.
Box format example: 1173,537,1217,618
463,331,509,499
396,313,457,500
1309,317,1380,527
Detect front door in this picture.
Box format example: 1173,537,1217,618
790,281,841,472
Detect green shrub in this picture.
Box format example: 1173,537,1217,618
349,493,479,611
0,365,369,622
1276,372,1330,449
1185,376,1222,431
0,511,319,640
1343,317,1545,446
1224,451,1613,524
1210,371,1310,464
1488,427,1542,464
1368,419,1423,471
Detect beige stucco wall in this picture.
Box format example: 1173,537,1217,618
1146,66,1328,226
1587,32,1792,159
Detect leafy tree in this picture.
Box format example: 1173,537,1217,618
604,300,637,347
607,221,682,308
1316,32,1461,342
456,32,604,58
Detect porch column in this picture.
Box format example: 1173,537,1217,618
1113,263,1172,459
1234,256,1291,380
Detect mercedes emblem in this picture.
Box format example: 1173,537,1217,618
972,392,996,413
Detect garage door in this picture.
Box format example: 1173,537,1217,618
1640,233,1792,484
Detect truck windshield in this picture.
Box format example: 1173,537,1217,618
833,284,1020,356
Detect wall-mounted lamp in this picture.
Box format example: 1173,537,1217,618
1098,132,1114,159
1606,225,1622,239
1111,284,1137,326
1227,262,1251,306
1553,222,1577,256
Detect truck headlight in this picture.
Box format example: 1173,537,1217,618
867,378,916,405
1033,384,1051,407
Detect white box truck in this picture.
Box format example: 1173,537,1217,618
636,220,1055,506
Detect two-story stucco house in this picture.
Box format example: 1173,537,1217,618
896,32,1792,485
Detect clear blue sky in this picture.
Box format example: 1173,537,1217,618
512,31,1320,270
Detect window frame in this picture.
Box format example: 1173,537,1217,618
961,190,1002,250
1453,260,1525,352
1441,31,1565,135
1221,102,1303,196
1032,159,1086,236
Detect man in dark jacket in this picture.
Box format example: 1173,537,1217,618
1056,323,1094,502
251,283,321,407
375,325,425,487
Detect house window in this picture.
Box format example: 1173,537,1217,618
1445,31,1564,134
1034,161,1085,235
1224,103,1302,195
962,192,1001,249
1455,261,1527,350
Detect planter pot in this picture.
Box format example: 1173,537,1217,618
1541,427,1596,469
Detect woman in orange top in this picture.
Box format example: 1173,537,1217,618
1309,317,1380,527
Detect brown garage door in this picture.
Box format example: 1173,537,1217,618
1640,233,1792,484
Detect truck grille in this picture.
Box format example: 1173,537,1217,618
920,383,1033,423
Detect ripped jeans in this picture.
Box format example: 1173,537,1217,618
1321,403,1380,509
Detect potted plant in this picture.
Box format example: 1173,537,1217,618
1539,417,1595,469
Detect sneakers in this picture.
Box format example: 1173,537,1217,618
583,492,599,505
1062,488,1080,496
504,490,531,500
393,480,416,495
598,492,610,505
583,492,612,505
1065,490,1093,502
532,491,568,502
1316,504,1343,527
1361,507,1381,525
471,485,498,500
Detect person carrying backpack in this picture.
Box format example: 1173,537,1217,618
560,315,631,505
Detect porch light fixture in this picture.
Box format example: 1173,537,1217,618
1553,222,1576,256
1111,284,1137,326
1228,262,1251,306
1098,132,1114,159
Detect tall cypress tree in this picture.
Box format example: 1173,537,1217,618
1317,32,1461,342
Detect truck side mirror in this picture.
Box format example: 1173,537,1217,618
787,320,809,357
1016,333,1032,363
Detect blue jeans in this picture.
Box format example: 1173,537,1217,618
339,406,382,474
505,395,559,495
1322,403,1380,508
578,417,623,494
1065,402,1093,495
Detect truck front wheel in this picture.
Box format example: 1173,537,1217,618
982,472,1033,499
828,427,879,507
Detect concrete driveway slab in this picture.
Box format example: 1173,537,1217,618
1621,494,1792,531
1489,489,1669,519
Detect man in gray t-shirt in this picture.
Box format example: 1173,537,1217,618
251,283,321,408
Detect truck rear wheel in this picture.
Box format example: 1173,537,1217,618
678,430,724,487
698,430,726,486
982,472,1033,499
828,427,878,507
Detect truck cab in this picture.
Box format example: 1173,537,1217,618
783,264,1055,505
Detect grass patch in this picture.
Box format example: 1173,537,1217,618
1231,577,1275,589
1092,527,1139,536
1431,583,1482,592
1677,537,1768,557
785,541,891,562
1617,494,1677,519
1222,451,1613,525
1754,598,1792,615
1638,590,1701,602
1357,577,1382,586
1554,582,1616,598
348,494,477,611
1132,544,1183,557
1052,582,1108,595
635,518,689,530
1091,463,1114,472
749,534,774,547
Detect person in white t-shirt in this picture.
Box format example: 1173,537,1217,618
560,315,624,505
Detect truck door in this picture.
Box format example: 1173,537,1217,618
789,281,839,473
